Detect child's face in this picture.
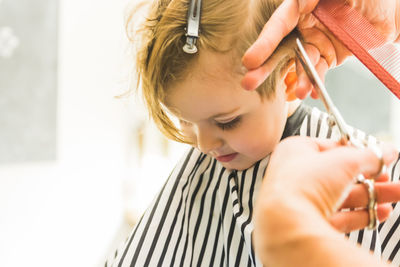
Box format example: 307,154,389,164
165,51,290,170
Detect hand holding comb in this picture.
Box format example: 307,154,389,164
313,0,400,99
241,0,400,98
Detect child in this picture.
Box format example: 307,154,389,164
107,0,400,266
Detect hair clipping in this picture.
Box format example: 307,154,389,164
183,0,202,54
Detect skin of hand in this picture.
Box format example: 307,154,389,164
397,0,400,42
241,0,400,99
253,136,399,267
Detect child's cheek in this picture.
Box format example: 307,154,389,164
231,130,269,158
247,127,281,158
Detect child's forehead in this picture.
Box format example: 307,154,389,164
189,50,244,80
168,51,245,103
164,58,262,122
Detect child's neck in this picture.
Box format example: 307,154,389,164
287,99,302,118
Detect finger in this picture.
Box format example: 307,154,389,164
312,20,353,65
295,44,320,99
310,140,395,182
297,13,318,29
311,137,342,152
319,146,389,181
378,142,399,166
297,0,319,14
318,142,398,180
295,57,313,99
375,172,390,183
242,0,300,70
315,57,329,79
361,143,399,177
294,57,311,99
310,56,329,99
299,27,337,68
241,52,282,91
329,203,393,233
340,182,400,209
363,143,398,180
310,88,319,99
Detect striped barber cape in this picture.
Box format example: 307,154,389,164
107,104,400,267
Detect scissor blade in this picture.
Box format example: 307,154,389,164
295,38,351,142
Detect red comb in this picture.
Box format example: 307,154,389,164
313,0,400,99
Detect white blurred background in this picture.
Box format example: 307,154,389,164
0,1,399,267
0,0,186,266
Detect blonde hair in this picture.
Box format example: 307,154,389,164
126,0,299,143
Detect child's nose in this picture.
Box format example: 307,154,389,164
196,128,223,155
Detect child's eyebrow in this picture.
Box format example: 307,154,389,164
211,107,240,119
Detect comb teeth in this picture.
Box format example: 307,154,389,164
313,0,400,99
369,44,400,83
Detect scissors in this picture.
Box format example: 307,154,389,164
295,39,361,147
295,38,383,230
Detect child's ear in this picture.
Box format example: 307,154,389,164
282,60,298,102
284,71,297,101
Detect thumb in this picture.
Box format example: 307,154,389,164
298,0,320,13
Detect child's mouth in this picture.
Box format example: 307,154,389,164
216,153,238,163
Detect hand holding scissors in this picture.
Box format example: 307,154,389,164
295,38,386,229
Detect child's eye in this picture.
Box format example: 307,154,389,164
216,116,242,131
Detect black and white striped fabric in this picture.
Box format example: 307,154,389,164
107,105,400,267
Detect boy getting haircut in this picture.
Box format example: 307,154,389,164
129,0,296,144
105,0,400,266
